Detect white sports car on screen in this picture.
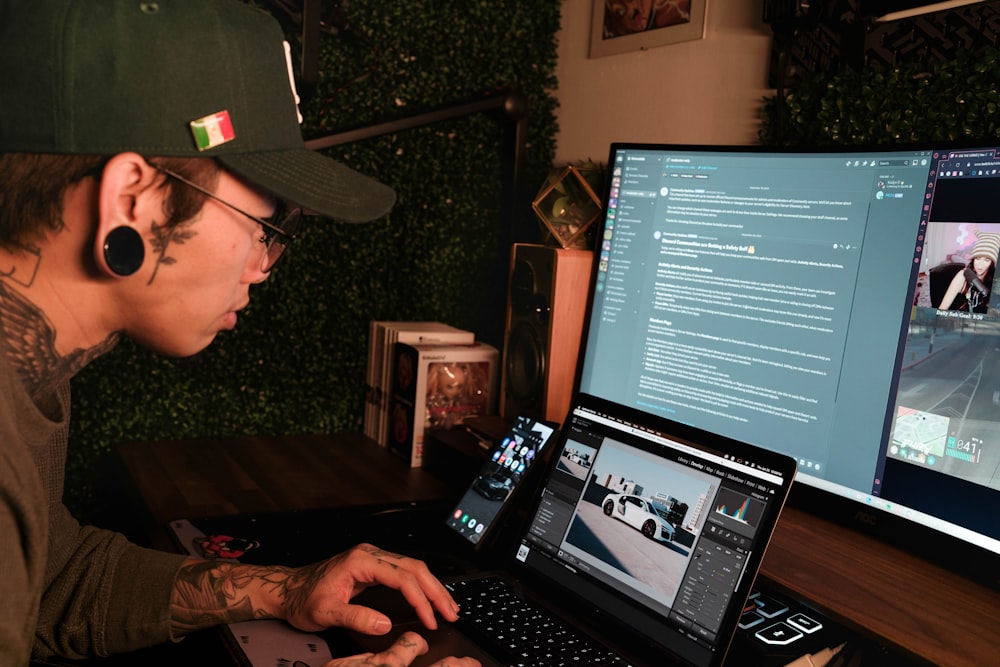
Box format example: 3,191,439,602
602,493,675,543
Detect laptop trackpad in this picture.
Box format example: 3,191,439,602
347,586,502,667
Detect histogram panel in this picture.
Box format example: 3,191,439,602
714,489,763,529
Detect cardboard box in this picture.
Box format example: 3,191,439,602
387,341,498,466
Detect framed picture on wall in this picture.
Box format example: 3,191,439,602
589,0,707,58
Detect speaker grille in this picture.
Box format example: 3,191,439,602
504,320,547,409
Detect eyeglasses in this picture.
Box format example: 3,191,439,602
155,166,301,273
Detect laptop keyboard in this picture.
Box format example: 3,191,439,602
447,576,634,667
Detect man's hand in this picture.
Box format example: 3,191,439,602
276,543,459,634
171,543,458,636
322,631,480,667
169,545,480,667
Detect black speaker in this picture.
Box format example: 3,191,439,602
500,243,592,425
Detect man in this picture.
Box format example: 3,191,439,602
0,1,480,665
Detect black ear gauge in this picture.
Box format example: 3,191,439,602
103,226,145,277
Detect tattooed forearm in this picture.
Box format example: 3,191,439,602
170,559,288,635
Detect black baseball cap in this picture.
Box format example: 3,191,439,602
0,0,395,223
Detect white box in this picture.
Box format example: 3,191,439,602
386,341,499,466
364,321,474,445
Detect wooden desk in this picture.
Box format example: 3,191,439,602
115,433,999,667
761,506,998,667
114,432,457,552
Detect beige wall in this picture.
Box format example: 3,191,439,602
554,0,775,163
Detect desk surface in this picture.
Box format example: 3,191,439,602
115,432,453,551
115,433,999,667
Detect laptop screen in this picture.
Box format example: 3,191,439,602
576,143,1000,586
514,394,795,667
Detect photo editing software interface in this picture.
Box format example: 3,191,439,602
515,402,791,665
579,143,1000,564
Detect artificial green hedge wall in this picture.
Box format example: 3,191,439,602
760,46,1000,146
67,1,561,523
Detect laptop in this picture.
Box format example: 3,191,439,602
345,392,797,667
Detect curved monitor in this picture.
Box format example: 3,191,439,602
577,142,1000,589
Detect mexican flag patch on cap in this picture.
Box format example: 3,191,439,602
190,111,235,151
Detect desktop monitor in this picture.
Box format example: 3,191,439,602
577,142,1000,589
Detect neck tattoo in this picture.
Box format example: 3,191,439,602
0,281,119,401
